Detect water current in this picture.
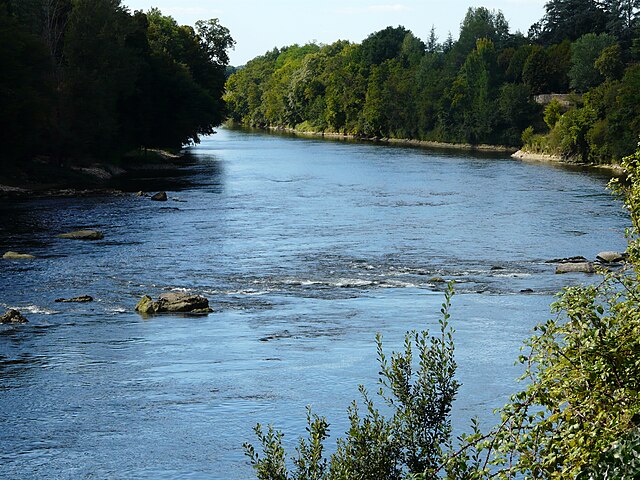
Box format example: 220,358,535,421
0,128,629,478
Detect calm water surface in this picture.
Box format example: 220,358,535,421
0,129,629,478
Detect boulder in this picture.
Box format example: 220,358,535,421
596,251,625,264
0,309,28,324
556,262,595,274
55,295,94,303
150,191,168,201
135,292,212,315
3,251,35,259
57,229,104,240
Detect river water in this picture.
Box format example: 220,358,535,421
0,128,629,479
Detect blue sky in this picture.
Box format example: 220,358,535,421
124,0,548,66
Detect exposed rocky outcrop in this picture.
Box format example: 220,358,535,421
0,309,28,324
3,251,35,259
556,262,595,274
596,251,626,264
55,295,94,303
135,292,212,315
150,191,168,201
57,229,104,240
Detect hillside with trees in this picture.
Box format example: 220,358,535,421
0,0,233,167
225,0,640,164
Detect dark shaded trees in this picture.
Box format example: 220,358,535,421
0,2,52,164
0,0,234,165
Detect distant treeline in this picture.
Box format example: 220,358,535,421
225,0,640,164
0,0,233,165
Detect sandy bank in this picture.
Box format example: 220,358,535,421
512,149,625,174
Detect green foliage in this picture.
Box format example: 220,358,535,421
244,283,459,479
569,33,617,92
544,99,563,129
360,26,414,66
0,0,234,164
595,43,624,81
534,0,608,44
456,7,510,57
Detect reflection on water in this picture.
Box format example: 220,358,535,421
0,128,629,478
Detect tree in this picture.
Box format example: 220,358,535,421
544,98,563,129
0,2,52,164
60,0,140,158
455,7,510,61
535,0,608,44
595,43,624,80
360,26,411,66
569,33,616,91
600,0,640,41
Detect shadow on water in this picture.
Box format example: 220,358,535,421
107,152,224,193
0,153,224,251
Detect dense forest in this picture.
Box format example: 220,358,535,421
0,0,233,166
225,0,640,164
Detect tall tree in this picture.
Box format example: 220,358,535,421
534,0,608,44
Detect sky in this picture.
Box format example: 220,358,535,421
123,0,548,66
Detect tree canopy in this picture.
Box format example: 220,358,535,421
0,0,234,165
225,0,640,163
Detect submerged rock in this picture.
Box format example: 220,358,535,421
135,293,212,315
55,295,94,303
596,251,625,264
3,251,35,259
57,229,104,240
556,262,595,274
150,191,168,201
0,309,28,324
547,256,588,264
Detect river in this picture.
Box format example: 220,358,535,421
0,128,629,479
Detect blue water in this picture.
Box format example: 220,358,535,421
0,129,629,478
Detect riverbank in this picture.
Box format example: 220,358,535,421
265,126,517,154
512,149,625,174
261,125,627,173
0,149,188,198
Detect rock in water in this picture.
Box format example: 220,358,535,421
556,262,595,274
596,251,625,263
3,251,35,259
55,295,94,303
150,191,168,201
0,309,28,324
57,229,104,240
135,295,157,314
135,293,212,315
547,256,588,264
